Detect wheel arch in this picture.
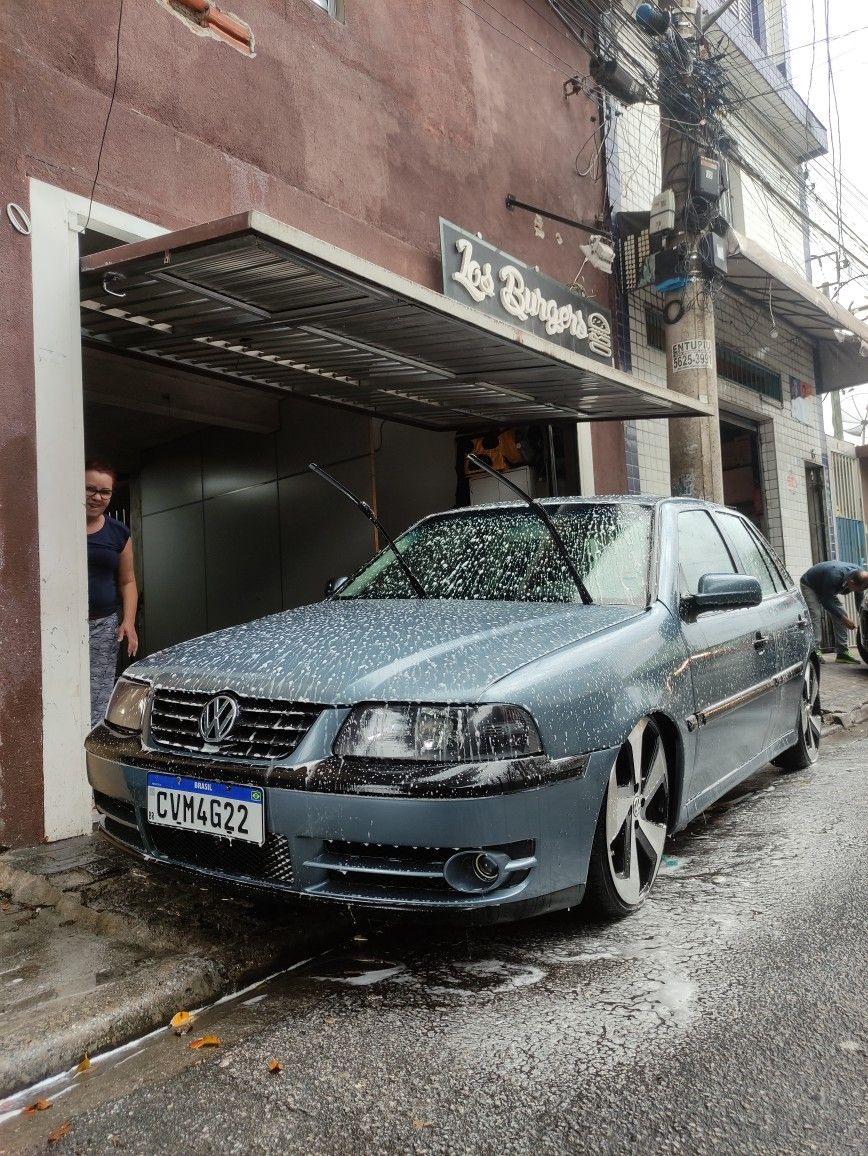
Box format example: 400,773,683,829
649,710,684,832
810,652,822,714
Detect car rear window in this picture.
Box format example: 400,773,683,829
337,504,652,605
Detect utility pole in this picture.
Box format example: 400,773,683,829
655,0,725,501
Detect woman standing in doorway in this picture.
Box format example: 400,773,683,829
86,461,138,726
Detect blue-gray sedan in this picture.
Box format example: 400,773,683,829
86,496,820,920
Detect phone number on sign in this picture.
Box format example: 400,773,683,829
671,340,712,372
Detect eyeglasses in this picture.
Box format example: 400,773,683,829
85,486,114,499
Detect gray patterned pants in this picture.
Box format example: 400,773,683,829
800,581,849,655
89,613,119,727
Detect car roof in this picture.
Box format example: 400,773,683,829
425,495,734,516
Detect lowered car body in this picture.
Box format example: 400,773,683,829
86,496,820,920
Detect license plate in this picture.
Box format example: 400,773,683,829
146,773,265,845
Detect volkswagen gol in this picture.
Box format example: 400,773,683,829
86,496,820,920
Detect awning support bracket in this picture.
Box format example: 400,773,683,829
505,194,607,238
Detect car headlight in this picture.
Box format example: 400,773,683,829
104,677,150,732
334,703,543,762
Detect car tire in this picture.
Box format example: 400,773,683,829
585,717,670,918
772,662,821,773
858,637,868,666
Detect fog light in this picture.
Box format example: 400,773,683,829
473,853,501,882
444,850,512,894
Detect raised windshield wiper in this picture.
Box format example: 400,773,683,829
466,453,593,605
308,463,428,599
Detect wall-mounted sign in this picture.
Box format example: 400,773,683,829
439,219,613,365
671,339,713,373
789,375,816,426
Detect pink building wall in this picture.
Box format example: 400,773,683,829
0,0,620,845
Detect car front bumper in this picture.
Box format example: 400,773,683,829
86,726,616,920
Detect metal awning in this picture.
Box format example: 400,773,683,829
728,231,868,393
79,211,711,431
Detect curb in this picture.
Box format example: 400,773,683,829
820,703,868,737
0,859,353,1098
0,858,175,955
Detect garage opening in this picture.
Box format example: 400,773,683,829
82,351,464,659
83,362,579,659
79,211,708,663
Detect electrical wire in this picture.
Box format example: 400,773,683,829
84,0,125,233
452,0,597,83
469,0,868,327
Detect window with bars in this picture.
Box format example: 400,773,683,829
644,308,783,401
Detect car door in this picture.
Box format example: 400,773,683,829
676,508,780,813
714,512,809,745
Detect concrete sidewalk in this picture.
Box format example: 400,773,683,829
1,657,866,1103
816,653,868,733
0,838,353,1102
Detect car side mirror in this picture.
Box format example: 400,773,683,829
324,575,350,598
683,573,763,615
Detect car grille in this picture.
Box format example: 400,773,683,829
147,826,294,886
148,688,322,761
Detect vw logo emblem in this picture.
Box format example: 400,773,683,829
198,695,239,743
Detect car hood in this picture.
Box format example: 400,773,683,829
129,599,643,703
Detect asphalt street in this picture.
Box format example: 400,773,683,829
3,723,867,1156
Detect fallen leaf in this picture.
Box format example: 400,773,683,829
170,1011,192,1034
268,1059,284,1073
23,1098,53,1114
73,1053,90,1075
323,1016,336,1025
188,1035,221,1050
47,1122,72,1143
412,1119,433,1130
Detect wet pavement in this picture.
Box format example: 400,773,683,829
816,655,868,730
2,713,866,1155
0,840,351,1099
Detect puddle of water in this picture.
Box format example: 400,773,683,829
0,956,318,1124
0,1022,167,1124
456,959,546,991
313,963,407,987
660,855,693,874
651,975,695,1016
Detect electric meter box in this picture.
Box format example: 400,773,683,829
650,189,676,235
700,231,728,275
695,156,721,199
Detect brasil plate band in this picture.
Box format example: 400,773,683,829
146,772,265,845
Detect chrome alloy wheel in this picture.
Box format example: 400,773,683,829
800,663,821,764
604,718,670,907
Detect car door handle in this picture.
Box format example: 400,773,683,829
753,632,770,650
796,615,808,630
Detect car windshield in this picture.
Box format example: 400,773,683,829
337,503,652,605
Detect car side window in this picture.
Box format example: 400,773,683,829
677,510,736,595
717,514,780,597
746,524,794,589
